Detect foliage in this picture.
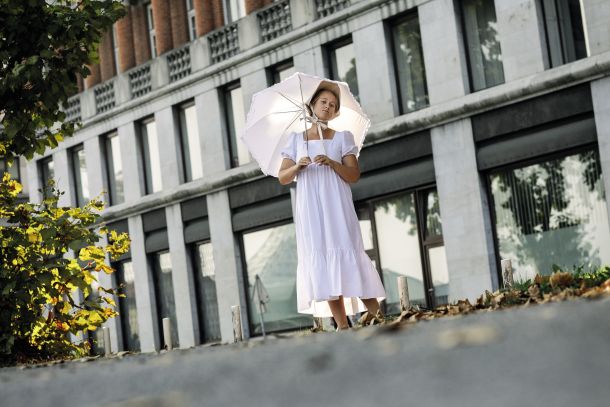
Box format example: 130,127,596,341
0,174,130,365
0,0,125,161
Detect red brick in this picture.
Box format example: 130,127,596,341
131,4,152,65
84,64,101,89
194,0,215,36
151,0,173,55
99,29,116,81
245,0,265,14
211,0,224,28
116,12,136,72
170,0,189,47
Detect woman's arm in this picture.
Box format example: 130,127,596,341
313,154,360,183
278,157,311,185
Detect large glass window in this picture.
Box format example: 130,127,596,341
151,251,179,348
112,24,120,75
114,260,140,352
140,118,163,194
186,0,197,41
327,37,359,101
489,149,610,283
70,145,89,207
373,193,426,313
540,0,588,67
223,0,246,24
39,156,54,198
104,132,125,205
268,59,296,85
223,83,249,168
242,223,311,335
179,102,204,182
390,12,429,114
1,157,20,182
460,0,505,92
146,2,157,58
191,242,221,342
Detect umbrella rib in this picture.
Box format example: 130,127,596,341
275,91,304,109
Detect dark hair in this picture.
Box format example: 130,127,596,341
307,88,340,116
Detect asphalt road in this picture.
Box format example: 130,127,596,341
2,296,609,407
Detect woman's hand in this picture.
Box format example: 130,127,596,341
313,154,336,168
297,156,312,170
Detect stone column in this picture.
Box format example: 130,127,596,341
207,190,249,342
154,107,183,187
84,64,101,89
132,4,152,65
196,89,228,174
118,121,145,202
170,0,189,48
352,19,397,123
494,0,547,81
194,0,215,36
293,46,325,78
128,215,159,352
166,204,200,348
431,118,498,303
151,0,173,55
99,29,116,81
419,0,469,104
581,0,610,56
240,69,267,123
591,77,610,225
116,13,136,73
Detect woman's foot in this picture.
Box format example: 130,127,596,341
358,310,385,326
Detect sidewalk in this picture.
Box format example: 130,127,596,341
2,296,609,407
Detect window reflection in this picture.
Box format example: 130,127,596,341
71,145,89,206
489,150,610,282
192,242,221,342
224,84,249,167
179,103,204,182
329,39,359,100
540,0,588,67
115,260,140,352
391,12,429,113
151,251,178,347
425,190,442,238
243,223,311,335
427,246,449,306
373,193,426,313
105,132,124,205
269,60,296,85
461,0,505,91
39,157,54,198
140,119,163,194
1,157,20,183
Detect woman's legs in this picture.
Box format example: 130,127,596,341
328,296,349,329
360,297,381,316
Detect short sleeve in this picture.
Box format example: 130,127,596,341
280,132,296,162
341,131,358,158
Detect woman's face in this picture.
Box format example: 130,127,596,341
312,90,338,121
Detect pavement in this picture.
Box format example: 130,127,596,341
1,296,609,407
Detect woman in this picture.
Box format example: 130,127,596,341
278,81,386,330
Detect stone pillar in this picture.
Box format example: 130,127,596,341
352,19,396,123
152,0,174,55
581,0,610,56
52,149,73,207
237,12,261,51
84,64,101,89
196,89,228,174
494,0,546,81
99,29,116,81
154,107,182,187
211,0,224,28
165,204,200,348
128,215,159,353
116,13,136,73
132,4,152,65
431,118,498,303
293,46,325,78
207,190,249,342
240,69,267,120
118,121,145,202
591,77,610,225
419,0,469,104
194,0,215,36
290,0,315,29
170,0,189,48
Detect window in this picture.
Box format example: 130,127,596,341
460,0,505,92
146,2,157,58
223,0,246,24
267,59,296,85
178,102,204,182
191,241,221,342
242,223,311,335
139,118,163,194
540,0,588,67
70,145,90,207
115,260,140,352
390,12,429,114
112,24,120,75
150,251,179,348
488,149,610,283
327,37,359,100
0,157,20,183
223,83,249,168
104,132,125,205
39,156,54,198
186,0,197,41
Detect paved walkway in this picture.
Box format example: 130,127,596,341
2,296,609,407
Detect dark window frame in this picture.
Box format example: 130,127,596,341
38,156,54,198
324,35,359,101
70,144,88,207
177,99,198,183
222,80,243,169
138,116,159,195
266,58,295,86
113,258,140,352
102,131,124,206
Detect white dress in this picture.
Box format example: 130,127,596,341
281,130,386,318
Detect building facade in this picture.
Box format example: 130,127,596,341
24,0,610,352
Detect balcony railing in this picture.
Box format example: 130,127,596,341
129,63,152,99
208,22,239,64
167,45,192,83
315,0,351,18
258,0,292,42
64,94,82,123
93,80,115,114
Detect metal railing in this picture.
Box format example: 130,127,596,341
257,0,292,42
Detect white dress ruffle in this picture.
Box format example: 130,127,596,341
281,130,386,317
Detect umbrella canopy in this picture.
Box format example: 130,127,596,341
241,72,370,177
